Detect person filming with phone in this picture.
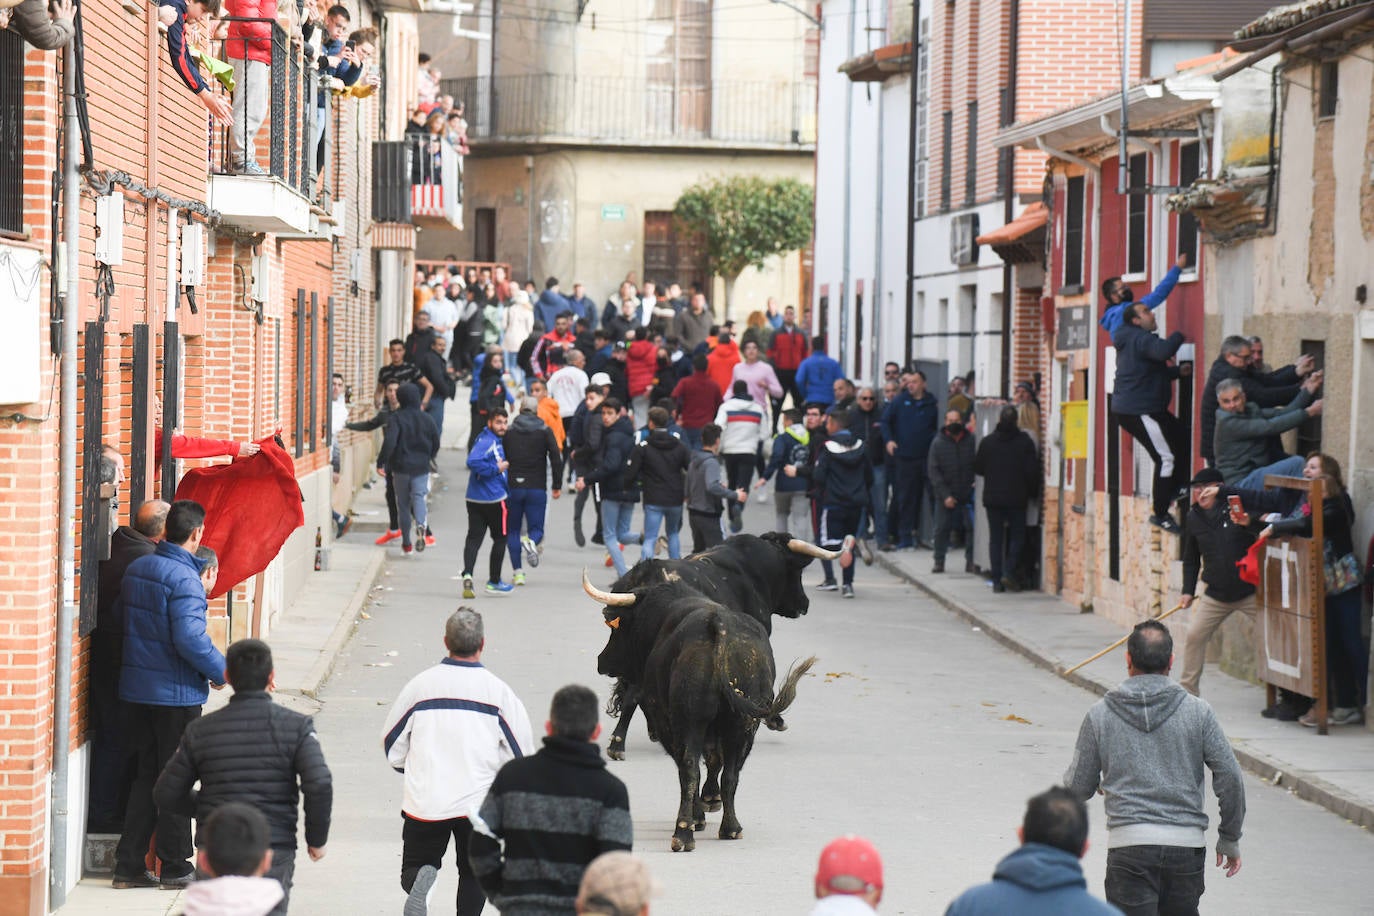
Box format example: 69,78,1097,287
1177,468,1264,697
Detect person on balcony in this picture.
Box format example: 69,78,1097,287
4,0,74,50
312,4,360,184
221,0,295,175
159,0,232,124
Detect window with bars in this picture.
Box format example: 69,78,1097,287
645,0,711,137
940,110,953,212
1063,175,1085,289
964,100,978,205
1125,153,1148,276
914,20,930,217
1176,142,1201,270
0,30,24,237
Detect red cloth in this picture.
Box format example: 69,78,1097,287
1236,535,1268,587
173,435,304,599
155,429,243,461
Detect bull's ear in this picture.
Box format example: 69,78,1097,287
605,616,621,629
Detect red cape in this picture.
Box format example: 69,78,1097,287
173,435,304,599
1236,535,1268,588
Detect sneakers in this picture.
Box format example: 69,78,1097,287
521,535,539,568
1000,577,1022,593
756,489,769,504
1261,699,1304,721
816,580,839,592
405,864,438,916
604,550,614,568
879,542,896,553
1298,709,1320,728
965,559,977,574
375,529,401,545
838,535,856,570
1329,706,1364,726
728,505,744,534
486,580,514,595
590,530,605,546
1149,514,1181,534
858,538,874,566
840,583,855,599
159,872,194,890
414,521,426,552
513,571,527,586
992,581,1007,594
402,544,413,555
462,575,475,600
112,872,158,889
574,517,586,547
233,160,267,176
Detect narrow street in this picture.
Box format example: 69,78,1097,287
287,450,1374,915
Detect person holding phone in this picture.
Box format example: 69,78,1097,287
1177,468,1262,697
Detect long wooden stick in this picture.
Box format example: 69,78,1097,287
1061,602,1186,676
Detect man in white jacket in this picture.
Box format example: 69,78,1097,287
382,608,533,916
715,380,769,533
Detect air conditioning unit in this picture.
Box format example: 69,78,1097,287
180,222,205,287
950,213,980,266
94,193,124,266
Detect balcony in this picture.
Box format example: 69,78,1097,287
207,19,318,236
442,75,817,150
372,136,463,231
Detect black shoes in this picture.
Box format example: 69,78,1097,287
1149,514,1181,534
112,872,158,889
931,562,945,574
573,516,586,547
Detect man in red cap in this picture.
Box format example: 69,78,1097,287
812,835,883,914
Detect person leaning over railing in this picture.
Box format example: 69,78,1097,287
159,0,233,123
215,1,298,175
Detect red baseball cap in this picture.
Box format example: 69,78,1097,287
815,835,883,895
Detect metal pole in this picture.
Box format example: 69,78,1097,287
52,36,81,907
1118,0,1130,195
903,0,920,368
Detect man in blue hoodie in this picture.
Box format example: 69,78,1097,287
1111,303,1192,533
463,409,514,598
795,335,843,407
534,278,573,330
944,787,1122,915
1099,253,1188,338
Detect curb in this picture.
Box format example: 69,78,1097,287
298,547,387,700
871,552,1374,831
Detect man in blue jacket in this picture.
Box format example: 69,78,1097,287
795,336,843,406
944,787,1121,915
881,370,939,549
463,409,513,598
1111,303,1192,533
113,499,227,889
1099,253,1188,337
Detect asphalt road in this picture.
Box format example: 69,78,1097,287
289,451,1374,915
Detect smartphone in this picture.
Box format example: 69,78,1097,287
1227,495,1244,523
344,40,356,50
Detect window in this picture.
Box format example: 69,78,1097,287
914,20,930,217
940,110,953,212
0,30,24,237
474,208,496,262
964,100,978,205
1125,153,1148,276
1176,142,1201,270
1063,176,1085,289
645,0,711,137
643,211,705,289
1318,61,1338,119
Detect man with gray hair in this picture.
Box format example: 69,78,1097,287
382,608,533,916
1213,373,1322,488
1198,333,1314,466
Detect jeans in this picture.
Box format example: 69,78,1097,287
773,489,810,538
985,505,1027,582
392,471,430,547
602,500,642,577
642,504,683,559
1105,845,1205,916
424,398,445,438
859,463,888,545
1236,454,1306,491
228,58,269,168
506,487,548,570
891,456,929,546
115,703,201,879
1179,593,1257,696
400,814,486,916
681,426,704,451
932,498,973,566
1327,586,1369,708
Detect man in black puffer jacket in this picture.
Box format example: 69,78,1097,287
625,406,691,560
975,406,1041,593
927,409,976,575
577,398,641,577
380,382,441,554
503,397,564,584
154,640,332,915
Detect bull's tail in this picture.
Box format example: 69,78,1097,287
763,655,818,731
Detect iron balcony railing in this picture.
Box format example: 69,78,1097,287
210,18,316,199
441,74,817,147
372,136,462,227
0,29,24,236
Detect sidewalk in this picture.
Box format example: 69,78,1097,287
871,545,1374,831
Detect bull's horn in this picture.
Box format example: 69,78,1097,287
582,569,637,607
787,539,841,561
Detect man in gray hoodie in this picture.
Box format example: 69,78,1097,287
1064,620,1245,915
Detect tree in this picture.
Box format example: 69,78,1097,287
673,175,814,314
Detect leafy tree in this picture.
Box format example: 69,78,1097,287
673,175,814,313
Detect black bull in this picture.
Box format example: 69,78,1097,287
584,533,832,851
599,533,836,762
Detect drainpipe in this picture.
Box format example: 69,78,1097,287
999,0,1018,395
1036,137,1101,612
840,0,855,363
902,0,920,367
51,37,81,907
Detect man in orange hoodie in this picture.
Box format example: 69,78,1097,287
706,331,741,396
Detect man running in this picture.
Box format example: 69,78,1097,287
462,409,514,598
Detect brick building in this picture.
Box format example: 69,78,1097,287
0,2,430,909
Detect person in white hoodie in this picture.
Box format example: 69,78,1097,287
714,380,769,533
181,803,284,916
503,290,536,387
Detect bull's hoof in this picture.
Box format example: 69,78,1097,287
718,823,743,840
606,736,625,761
671,830,696,852
702,794,723,812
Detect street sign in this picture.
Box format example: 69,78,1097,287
601,205,626,222
1056,305,1092,351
